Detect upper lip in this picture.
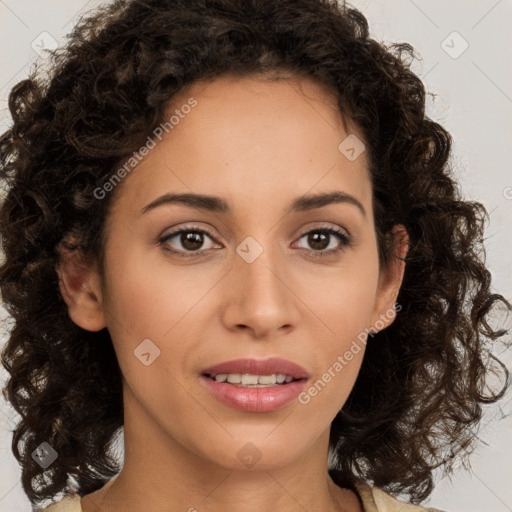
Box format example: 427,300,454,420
201,358,310,379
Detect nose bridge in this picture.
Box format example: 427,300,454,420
223,232,299,334
235,233,285,303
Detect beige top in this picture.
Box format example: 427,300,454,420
42,478,446,512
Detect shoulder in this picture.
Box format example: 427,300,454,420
41,475,118,511
354,481,447,512
40,493,82,512
39,480,448,512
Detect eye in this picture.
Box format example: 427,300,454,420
294,227,351,256
159,226,219,258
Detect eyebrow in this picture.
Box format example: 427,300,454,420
140,191,366,218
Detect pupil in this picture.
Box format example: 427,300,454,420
182,232,203,250
309,232,328,250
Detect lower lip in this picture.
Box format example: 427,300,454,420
200,376,307,412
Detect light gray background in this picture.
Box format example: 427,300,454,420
1,0,511,511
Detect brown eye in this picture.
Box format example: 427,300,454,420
295,227,351,255
179,231,205,251
159,227,218,257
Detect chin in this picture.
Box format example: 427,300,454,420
195,436,308,472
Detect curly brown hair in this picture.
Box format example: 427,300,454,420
0,0,510,507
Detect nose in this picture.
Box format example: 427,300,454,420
220,237,301,340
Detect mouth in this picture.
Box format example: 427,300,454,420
203,372,304,387
200,357,309,384
199,358,309,412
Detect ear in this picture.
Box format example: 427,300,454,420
55,243,106,332
369,224,409,333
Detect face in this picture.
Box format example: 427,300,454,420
61,73,406,472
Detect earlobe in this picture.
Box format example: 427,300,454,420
369,224,409,333
56,244,107,332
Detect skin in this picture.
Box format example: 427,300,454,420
57,73,408,512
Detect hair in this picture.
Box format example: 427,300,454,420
0,0,510,507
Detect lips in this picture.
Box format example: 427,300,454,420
201,357,310,380
199,358,310,412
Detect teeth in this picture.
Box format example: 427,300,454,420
242,374,259,385
257,374,276,384
210,373,296,386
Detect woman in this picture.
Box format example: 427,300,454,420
0,0,509,511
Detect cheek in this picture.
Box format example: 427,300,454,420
298,285,372,418
297,251,379,409
102,242,212,339
304,249,380,341
100,243,227,403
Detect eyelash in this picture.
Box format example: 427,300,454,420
158,225,352,259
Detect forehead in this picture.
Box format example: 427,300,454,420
168,72,350,152
108,73,372,219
